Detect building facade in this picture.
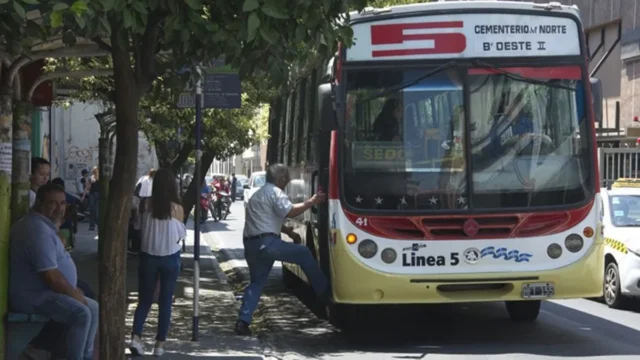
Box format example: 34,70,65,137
36,102,158,190
514,0,640,145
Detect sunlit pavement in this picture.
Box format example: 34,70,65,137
69,219,267,360
203,201,640,360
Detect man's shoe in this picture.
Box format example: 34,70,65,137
234,320,252,336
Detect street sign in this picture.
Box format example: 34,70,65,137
176,58,241,109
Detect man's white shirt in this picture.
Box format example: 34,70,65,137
136,175,153,197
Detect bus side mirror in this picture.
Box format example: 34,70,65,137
590,77,603,124
318,83,339,131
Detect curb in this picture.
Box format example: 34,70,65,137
199,225,286,358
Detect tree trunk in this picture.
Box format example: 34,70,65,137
97,135,110,250
156,142,193,174
181,151,214,224
98,47,141,360
155,142,172,168
0,86,12,360
10,101,32,224
170,143,193,175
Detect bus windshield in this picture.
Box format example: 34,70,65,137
342,65,593,211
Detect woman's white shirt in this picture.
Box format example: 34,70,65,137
141,202,186,256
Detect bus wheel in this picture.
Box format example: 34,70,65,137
327,304,357,331
505,300,541,322
604,262,627,309
282,265,298,288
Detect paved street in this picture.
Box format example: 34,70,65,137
202,201,640,360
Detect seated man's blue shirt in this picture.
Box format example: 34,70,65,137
201,185,211,194
10,213,78,313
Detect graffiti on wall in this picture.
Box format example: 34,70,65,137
66,145,97,162
66,162,88,180
64,145,97,179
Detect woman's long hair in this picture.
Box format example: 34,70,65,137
150,168,181,220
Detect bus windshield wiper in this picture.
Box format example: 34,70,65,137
358,60,460,104
470,60,576,91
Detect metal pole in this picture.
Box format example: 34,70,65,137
178,126,183,197
192,67,202,342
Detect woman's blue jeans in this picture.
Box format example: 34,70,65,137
132,251,181,341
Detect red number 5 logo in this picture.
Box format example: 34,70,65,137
370,21,467,57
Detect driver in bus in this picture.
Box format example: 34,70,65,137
372,98,402,141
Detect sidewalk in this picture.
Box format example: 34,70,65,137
70,219,266,359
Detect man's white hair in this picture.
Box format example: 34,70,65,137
266,163,289,184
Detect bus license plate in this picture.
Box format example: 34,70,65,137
521,283,555,299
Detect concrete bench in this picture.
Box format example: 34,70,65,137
6,312,50,359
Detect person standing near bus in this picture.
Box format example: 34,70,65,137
230,173,237,202
129,168,185,357
234,163,329,335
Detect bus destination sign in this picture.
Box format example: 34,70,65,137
347,13,581,61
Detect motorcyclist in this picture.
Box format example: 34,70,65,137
201,182,213,222
212,178,231,217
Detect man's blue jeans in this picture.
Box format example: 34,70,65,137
34,293,99,360
132,251,181,341
238,234,328,324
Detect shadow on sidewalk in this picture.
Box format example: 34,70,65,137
71,221,264,358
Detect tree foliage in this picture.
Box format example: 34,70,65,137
3,0,382,357
138,76,268,168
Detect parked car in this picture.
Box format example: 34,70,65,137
600,179,640,308
234,180,245,200
244,171,266,206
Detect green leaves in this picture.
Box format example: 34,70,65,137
123,8,134,28
52,3,68,11
247,12,260,42
13,1,26,19
242,0,259,12
261,6,288,19
70,0,87,15
259,27,278,44
184,0,202,10
50,10,62,27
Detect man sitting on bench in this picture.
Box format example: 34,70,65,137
10,183,99,360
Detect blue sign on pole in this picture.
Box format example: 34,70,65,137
202,73,242,109
176,58,241,109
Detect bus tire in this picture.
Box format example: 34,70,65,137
604,262,627,309
282,265,298,288
505,300,541,322
327,303,356,331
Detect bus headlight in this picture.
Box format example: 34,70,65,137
358,239,378,259
547,243,562,259
381,248,397,264
564,234,584,253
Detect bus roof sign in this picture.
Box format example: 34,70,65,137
346,13,581,62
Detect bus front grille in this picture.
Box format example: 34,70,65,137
422,216,520,239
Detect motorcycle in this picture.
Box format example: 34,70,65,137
212,189,230,221
199,193,210,223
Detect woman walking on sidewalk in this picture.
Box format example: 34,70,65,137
129,168,186,357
